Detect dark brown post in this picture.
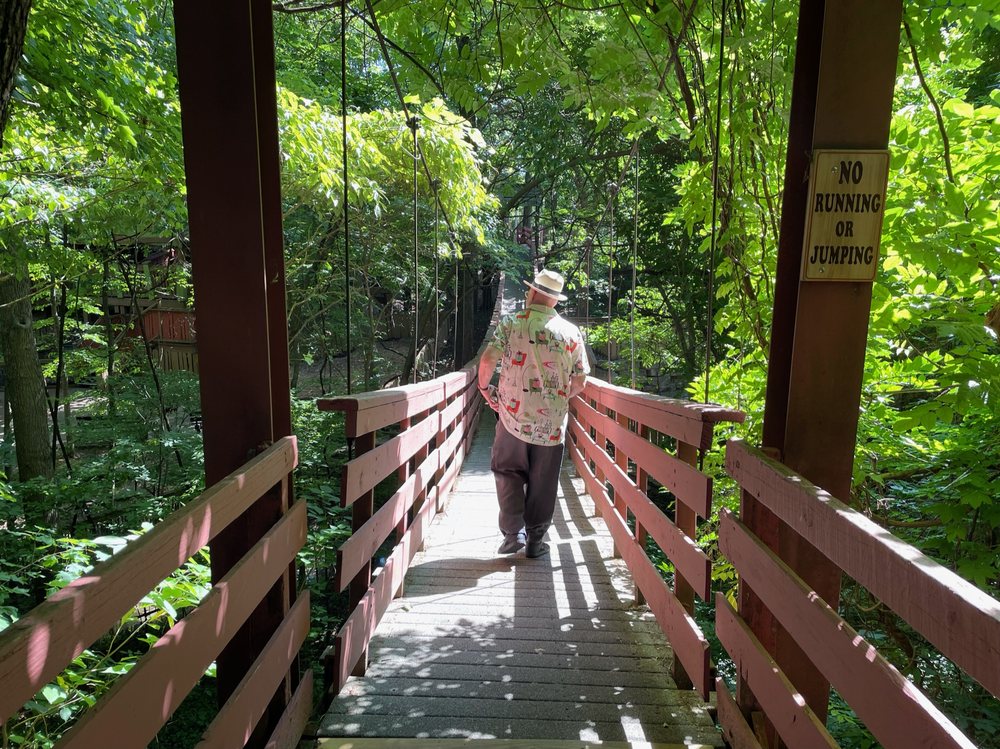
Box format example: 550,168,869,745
350,430,376,675
672,439,697,689
748,0,902,726
173,0,295,738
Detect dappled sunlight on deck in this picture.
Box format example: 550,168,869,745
318,416,723,746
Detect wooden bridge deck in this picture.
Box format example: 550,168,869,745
317,415,723,747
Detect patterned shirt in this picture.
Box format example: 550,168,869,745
488,304,590,445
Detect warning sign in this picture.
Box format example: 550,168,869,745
802,150,890,282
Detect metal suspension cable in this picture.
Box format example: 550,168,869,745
363,0,462,255
607,180,616,383
631,151,639,389
705,0,727,404
341,0,352,394
433,192,440,377
409,115,420,384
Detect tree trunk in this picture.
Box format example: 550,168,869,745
0,0,32,150
0,256,52,484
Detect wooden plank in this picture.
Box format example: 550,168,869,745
317,739,715,749
0,437,297,724
583,384,706,449
196,592,310,749
720,510,976,749
341,415,439,507
573,397,712,518
265,670,313,749
726,438,1000,700
570,417,710,600
714,594,838,749
583,378,744,448
318,381,444,437
569,441,711,699
715,678,763,749
337,450,441,591
57,501,308,749
333,483,441,693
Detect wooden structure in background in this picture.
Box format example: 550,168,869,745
106,296,198,373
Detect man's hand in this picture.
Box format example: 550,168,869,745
479,384,500,413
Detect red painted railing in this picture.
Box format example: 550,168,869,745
568,379,745,698
717,439,1000,749
317,285,504,701
0,437,308,748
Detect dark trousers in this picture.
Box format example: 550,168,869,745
491,421,565,542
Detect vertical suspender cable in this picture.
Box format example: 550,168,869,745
607,181,616,383
409,116,420,384
433,194,439,377
631,152,639,389
341,0,352,394
705,0,727,404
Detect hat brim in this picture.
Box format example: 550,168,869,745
524,280,568,301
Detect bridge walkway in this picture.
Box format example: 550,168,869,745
316,416,723,747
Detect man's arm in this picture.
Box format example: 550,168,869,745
568,374,587,399
478,346,502,411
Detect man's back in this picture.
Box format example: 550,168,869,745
490,303,588,445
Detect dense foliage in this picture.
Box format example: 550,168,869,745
0,0,998,746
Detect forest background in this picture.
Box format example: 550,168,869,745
0,0,998,746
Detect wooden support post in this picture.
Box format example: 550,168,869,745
748,0,903,729
673,439,698,689
635,425,650,605
435,398,447,510
412,408,431,553
173,1,295,743
350,430,376,675
612,411,629,559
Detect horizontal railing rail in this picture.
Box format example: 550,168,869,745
317,278,504,700
718,438,1000,749
568,378,745,698
0,437,308,749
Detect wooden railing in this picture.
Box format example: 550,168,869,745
568,378,745,699
0,437,307,748
717,439,1000,749
317,282,504,701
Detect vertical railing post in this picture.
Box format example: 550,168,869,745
349,429,376,678
412,408,431,552
635,424,650,605
612,411,629,559
673,438,698,690
396,417,411,543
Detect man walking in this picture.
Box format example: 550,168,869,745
478,270,589,558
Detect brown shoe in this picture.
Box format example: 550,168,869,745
498,532,526,555
525,541,549,559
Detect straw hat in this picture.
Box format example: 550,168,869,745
524,269,568,301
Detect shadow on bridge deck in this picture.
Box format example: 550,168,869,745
316,415,723,748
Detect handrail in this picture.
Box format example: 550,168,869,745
568,379,745,699
0,437,308,748
719,438,1000,749
317,275,504,700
